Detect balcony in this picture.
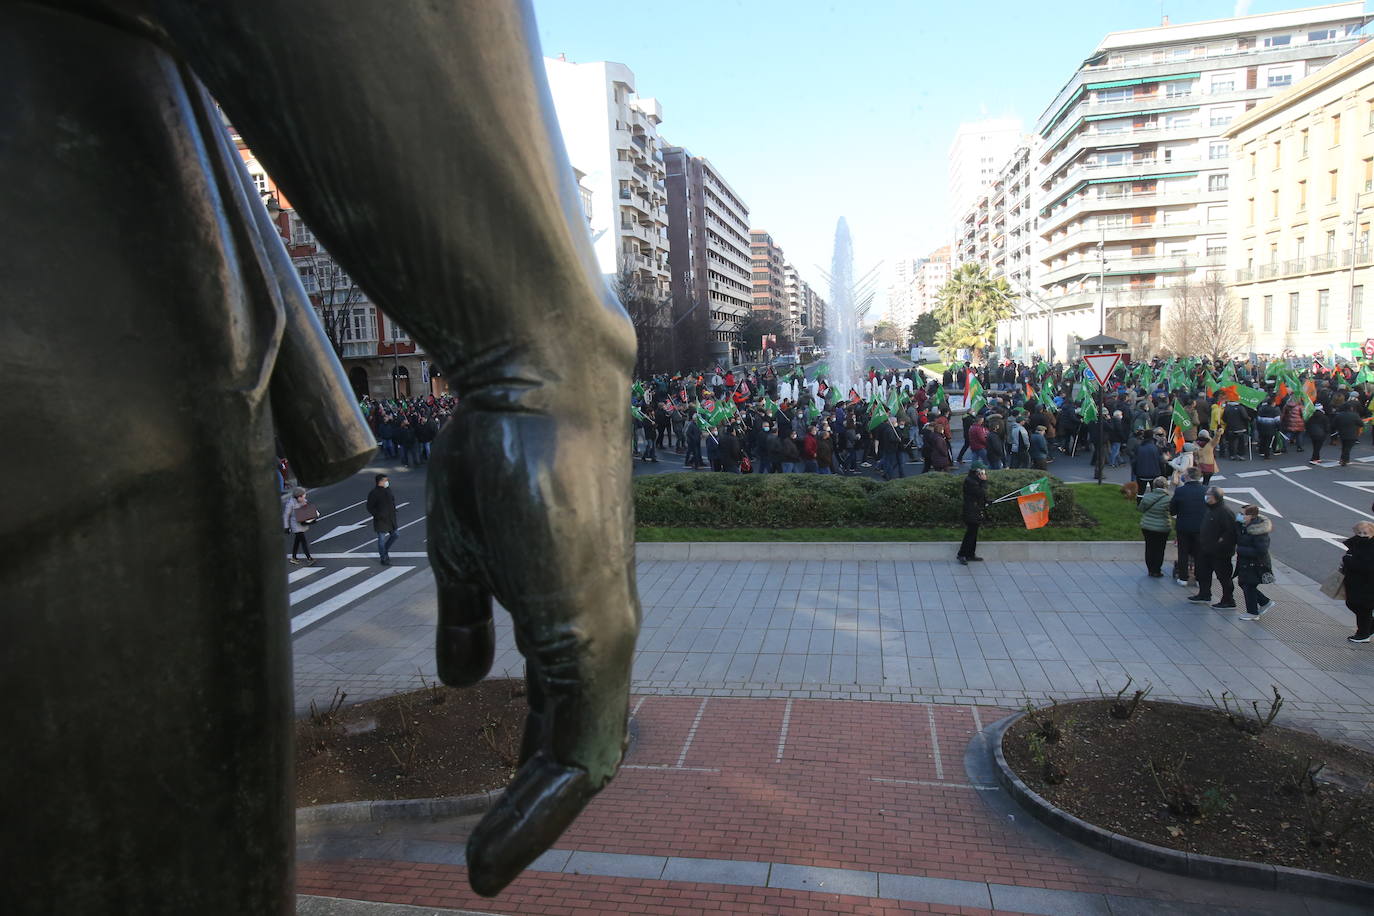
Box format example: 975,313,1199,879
1041,121,1211,179
1040,186,1224,236
1233,248,1374,285
1046,156,1204,191
1040,252,1224,287
1043,219,1224,259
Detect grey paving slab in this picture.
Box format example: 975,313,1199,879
877,873,991,909
988,883,1111,915
564,850,666,880
768,863,878,897
661,856,770,887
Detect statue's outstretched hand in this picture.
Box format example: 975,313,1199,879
425,385,639,897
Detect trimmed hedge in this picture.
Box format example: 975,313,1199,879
634,470,1081,529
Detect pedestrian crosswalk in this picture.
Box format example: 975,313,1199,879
286,560,421,635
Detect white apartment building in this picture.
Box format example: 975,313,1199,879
912,247,951,338
1033,2,1367,360
784,263,827,343
1227,38,1374,357
948,118,1024,242
544,57,671,298
886,257,923,343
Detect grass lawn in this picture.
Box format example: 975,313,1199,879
636,482,1141,542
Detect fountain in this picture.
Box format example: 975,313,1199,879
826,218,858,399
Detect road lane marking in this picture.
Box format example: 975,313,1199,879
1220,487,1282,518
290,566,414,633
288,567,323,583
1279,465,1311,473
289,567,366,605
1270,472,1374,520
1237,470,1271,478
307,551,429,559
344,513,427,554
314,499,366,522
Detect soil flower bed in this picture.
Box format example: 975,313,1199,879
296,679,526,807
1003,694,1374,883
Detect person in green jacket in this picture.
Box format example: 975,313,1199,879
1138,475,1172,577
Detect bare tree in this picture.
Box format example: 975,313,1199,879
298,251,366,359
1161,272,1245,360
615,265,672,378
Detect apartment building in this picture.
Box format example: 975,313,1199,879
783,264,828,343
1227,38,1374,356
663,147,753,366
948,119,1024,241
886,258,923,343
750,230,787,319
1034,2,1367,359
544,57,671,298
915,247,951,319
232,126,429,400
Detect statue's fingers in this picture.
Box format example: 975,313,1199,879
465,585,637,896
433,578,494,688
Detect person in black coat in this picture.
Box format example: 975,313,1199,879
366,473,398,566
1169,467,1208,585
1334,402,1364,466
1234,506,1273,618
957,462,989,565
1305,402,1330,463
1341,522,1374,642
1189,487,1237,608
1132,432,1165,504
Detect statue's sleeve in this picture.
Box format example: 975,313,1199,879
153,0,635,394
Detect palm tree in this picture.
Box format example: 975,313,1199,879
933,264,1015,361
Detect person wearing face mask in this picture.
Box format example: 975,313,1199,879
367,473,399,566
1188,487,1237,608
1234,504,1274,619
1340,521,1374,643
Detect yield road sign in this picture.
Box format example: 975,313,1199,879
1082,352,1122,388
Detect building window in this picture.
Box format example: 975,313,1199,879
250,171,269,196
1317,289,1330,330
1365,158,1373,193
1273,140,1282,168
1263,35,1292,47
1333,114,1342,146
1267,70,1293,89
1209,141,1229,160
1208,174,1229,191
1263,295,1274,331
1249,151,1257,178
1097,87,1132,103
1301,129,1310,157
1330,170,1339,202
1310,29,1338,41
1166,81,1192,98
1289,292,1301,330
1368,101,1374,131
1298,180,1308,211
1354,286,1365,329
1247,197,1256,222
1210,77,1235,94
1240,297,1249,331
1327,229,1338,253
1271,189,1280,218
1296,236,1306,259
1210,109,1234,128
386,316,410,342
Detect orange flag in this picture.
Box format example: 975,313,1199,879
1275,381,1289,404
1172,424,1185,454
1017,492,1050,529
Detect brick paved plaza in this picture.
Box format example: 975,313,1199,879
292,546,1373,914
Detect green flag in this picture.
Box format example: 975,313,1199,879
1171,400,1193,431
1014,476,1055,509
631,381,646,399
966,375,987,413
812,361,830,379
867,405,890,430
1080,397,1098,423
631,405,646,422
1234,384,1266,409
1034,361,1050,379
763,397,779,414
933,384,949,407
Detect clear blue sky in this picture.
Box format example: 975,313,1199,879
530,0,1354,319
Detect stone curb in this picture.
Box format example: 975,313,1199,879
988,705,1374,907
296,790,499,828
635,541,1143,561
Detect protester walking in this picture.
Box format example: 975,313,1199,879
282,486,318,565
367,473,398,566
1188,487,1237,608
1341,521,1374,642
1137,475,1171,578
957,461,988,565
1132,429,1165,505
1234,505,1274,619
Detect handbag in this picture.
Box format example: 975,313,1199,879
293,503,321,525
1320,566,1347,599
740,455,752,474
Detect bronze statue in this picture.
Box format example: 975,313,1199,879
2,0,640,906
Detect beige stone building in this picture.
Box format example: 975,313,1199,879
1227,38,1374,357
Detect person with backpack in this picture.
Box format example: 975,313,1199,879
282,486,318,566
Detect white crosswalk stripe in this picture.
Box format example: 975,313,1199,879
288,566,323,583
289,566,367,606
290,565,415,634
